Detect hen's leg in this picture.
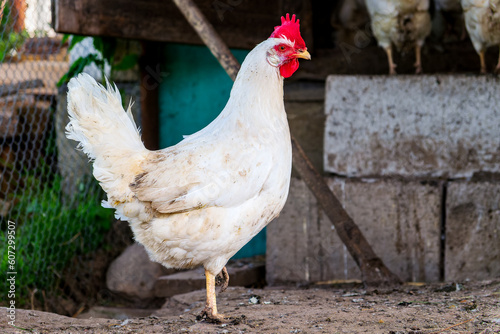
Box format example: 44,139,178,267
216,266,229,293
199,269,224,322
414,44,423,74
384,46,397,75
479,50,487,74
495,48,500,74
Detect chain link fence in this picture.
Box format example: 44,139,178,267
0,0,135,314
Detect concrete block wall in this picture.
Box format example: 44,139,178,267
267,75,500,284
267,177,442,285
446,181,500,280
323,75,500,178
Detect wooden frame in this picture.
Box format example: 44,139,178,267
52,0,312,50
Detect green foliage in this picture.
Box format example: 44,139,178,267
0,2,29,63
0,31,28,62
57,35,139,87
57,54,103,87
113,53,139,71
0,1,13,34
0,171,113,306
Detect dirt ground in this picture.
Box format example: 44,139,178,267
2,279,499,334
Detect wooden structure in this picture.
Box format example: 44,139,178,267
52,0,313,50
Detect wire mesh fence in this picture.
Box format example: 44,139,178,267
0,0,129,314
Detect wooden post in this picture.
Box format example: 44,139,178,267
12,0,26,32
171,0,401,286
139,41,161,150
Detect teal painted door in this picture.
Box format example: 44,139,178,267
158,43,265,259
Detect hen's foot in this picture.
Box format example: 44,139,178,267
495,54,500,74
414,63,422,74
216,267,229,293
384,46,397,75
389,65,397,75
479,51,487,74
197,307,225,323
414,44,422,74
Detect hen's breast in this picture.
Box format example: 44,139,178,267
366,0,431,49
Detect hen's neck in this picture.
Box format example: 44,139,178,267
220,39,286,125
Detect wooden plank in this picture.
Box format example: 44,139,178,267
0,79,45,97
53,0,312,50
139,41,160,150
0,61,68,96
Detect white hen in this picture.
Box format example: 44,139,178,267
461,0,500,73
365,0,432,74
65,14,310,322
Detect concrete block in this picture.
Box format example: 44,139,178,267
106,243,174,300
324,75,500,178
445,182,500,281
327,178,442,283
154,268,205,298
266,177,442,285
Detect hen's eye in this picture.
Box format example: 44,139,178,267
279,46,286,51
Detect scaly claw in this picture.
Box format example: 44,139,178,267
216,266,229,293
414,44,422,74
495,49,500,74
384,46,397,75
197,307,225,323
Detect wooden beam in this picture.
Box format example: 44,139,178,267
171,0,240,81
0,79,45,97
53,0,312,51
139,41,161,150
171,0,401,287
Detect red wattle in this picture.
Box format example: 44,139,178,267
279,59,299,78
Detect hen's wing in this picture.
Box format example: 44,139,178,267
130,136,274,214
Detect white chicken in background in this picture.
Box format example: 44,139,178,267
461,0,500,73
365,0,432,74
65,14,310,322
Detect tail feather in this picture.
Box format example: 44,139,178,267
66,73,147,200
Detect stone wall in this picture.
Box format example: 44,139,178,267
267,75,500,284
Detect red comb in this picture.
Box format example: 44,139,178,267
270,14,306,49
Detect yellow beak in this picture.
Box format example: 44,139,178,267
294,49,311,60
